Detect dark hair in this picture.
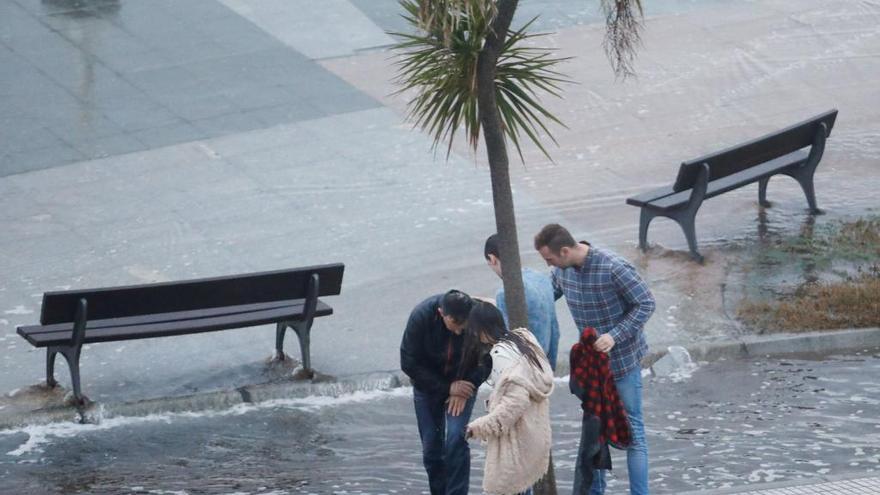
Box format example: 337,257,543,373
459,301,545,378
534,223,577,254
440,290,473,322
484,234,500,260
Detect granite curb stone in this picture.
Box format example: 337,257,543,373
2,327,878,430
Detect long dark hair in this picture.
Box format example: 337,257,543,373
459,301,545,378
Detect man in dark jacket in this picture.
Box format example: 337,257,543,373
401,290,489,495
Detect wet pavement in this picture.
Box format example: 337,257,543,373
710,476,880,495
1,0,879,419
0,0,380,176
1,349,878,494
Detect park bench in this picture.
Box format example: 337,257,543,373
626,109,838,262
16,263,344,404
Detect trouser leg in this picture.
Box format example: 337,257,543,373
444,394,476,495
616,368,649,495
414,389,446,495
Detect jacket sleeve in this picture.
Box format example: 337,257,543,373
551,269,564,301
608,260,655,344
467,382,531,440
464,353,491,389
495,288,510,328
400,309,449,396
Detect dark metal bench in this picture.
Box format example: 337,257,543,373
626,109,838,262
16,263,344,404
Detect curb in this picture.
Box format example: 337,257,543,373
0,371,405,430
1,327,878,430
553,327,880,377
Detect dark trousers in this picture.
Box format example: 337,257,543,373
413,388,476,495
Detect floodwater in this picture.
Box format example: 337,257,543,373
2,350,878,494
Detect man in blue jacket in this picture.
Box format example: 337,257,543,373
400,290,489,495
484,233,560,370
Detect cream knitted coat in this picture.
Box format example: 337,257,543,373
468,329,555,495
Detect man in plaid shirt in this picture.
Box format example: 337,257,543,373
534,223,655,495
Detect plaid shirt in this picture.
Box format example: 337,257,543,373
552,244,655,379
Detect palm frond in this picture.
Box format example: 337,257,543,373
601,0,644,78
391,1,571,162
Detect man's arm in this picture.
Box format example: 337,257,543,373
500,276,553,360
495,288,510,328
400,310,449,396
551,268,564,301
463,351,491,389
607,261,655,344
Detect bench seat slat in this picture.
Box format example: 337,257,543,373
19,300,332,347
642,149,809,212
18,299,310,336
626,185,677,207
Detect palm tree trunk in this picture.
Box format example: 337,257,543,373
477,2,557,494
477,0,528,331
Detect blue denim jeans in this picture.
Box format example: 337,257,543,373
576,367,649,495
413,388,476,495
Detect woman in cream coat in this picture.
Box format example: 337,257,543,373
462,301,555,495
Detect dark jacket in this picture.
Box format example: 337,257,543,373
400,294,489,397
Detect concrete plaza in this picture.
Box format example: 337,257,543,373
1,0,878,406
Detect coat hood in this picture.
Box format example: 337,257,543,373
491,328,554,400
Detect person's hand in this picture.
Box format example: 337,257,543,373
450,380,475,398
447,394,467,416
593,334,615,354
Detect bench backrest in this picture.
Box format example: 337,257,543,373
39,263,345,325
672,109,838,192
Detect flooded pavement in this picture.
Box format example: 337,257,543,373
1,349,878,494
2,0,879,425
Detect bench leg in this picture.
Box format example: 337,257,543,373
673,211,703,263
275,321,288,360
758,177,772,207
48,345,85,404
290,320,313,378
46,349,59,388
793,171,822,214
638,208,656,251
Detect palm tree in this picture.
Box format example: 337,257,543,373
393,1,643,492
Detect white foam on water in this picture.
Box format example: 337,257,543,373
3,306,32,315
665,346,700,382
2,386,415,457
747,469,785,483
255,386,414,413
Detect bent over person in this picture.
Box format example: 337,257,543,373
401,290,490,495
534,224,655,495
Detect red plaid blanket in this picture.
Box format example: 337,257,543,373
570,327,632,448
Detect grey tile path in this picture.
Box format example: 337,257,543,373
220,0,395,60
0,0,379,176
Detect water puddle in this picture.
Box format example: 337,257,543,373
1,353,878,494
